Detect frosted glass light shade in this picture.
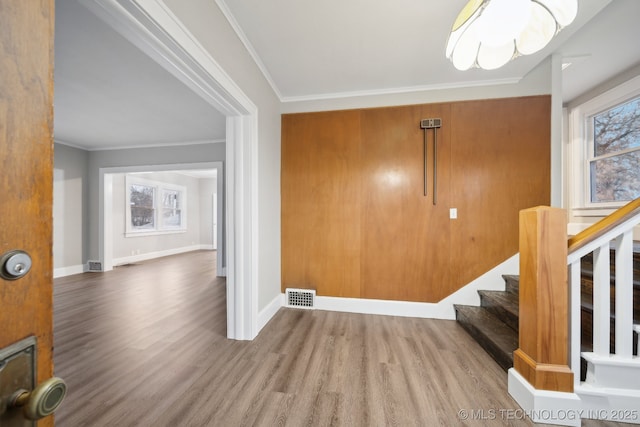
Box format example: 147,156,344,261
445,0,578,70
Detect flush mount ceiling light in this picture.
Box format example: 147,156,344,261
445,0,578,71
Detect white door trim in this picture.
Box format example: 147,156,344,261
90,0,259,340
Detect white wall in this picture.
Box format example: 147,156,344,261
198,175,217,249
53,143,89,276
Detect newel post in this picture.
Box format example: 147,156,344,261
513,206,574,392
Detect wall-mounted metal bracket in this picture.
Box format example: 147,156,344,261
420,118,442,204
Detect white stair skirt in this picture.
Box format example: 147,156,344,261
583,352,640,389
576,383,640,424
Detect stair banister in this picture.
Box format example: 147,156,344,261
567,197,640,255
566,197,640,389
510,198,640,426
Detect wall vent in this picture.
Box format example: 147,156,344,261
87,261,103,272
285,288,316,309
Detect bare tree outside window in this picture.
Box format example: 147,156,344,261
125,176,186,235
130,184,155,229
590,96,640,203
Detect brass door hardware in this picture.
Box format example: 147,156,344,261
0,337,67,426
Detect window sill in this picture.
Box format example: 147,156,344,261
572,206,622,217
125,229,187,238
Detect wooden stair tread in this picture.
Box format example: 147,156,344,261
454,305,518,371
478,290,519,332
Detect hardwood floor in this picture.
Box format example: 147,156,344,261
53,251,622,426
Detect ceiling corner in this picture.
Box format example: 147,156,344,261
215,0,284,102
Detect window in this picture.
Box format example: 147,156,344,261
130,184,155,230
569,75,640,214
161,189,182,228
125,175,186,236
588,96,640,203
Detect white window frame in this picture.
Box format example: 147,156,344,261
125,175,187,237
568,75,640,217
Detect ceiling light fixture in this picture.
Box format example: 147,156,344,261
445,0,578,71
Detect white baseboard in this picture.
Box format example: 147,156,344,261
112,245,210,266
508,369,582,427
310,254,519,319
53,264,87,278
576,383,640,424
257,293,285,333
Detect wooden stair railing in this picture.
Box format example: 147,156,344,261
513,197,640,395
568,197,640,254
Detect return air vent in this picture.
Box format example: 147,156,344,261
87,260,103,272
285,288,315,309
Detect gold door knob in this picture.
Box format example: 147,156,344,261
11,377,67,420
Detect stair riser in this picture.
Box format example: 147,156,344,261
503,275,519,294
479,294,518,332
455,309,514,371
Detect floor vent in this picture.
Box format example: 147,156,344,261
87,261,103,272
285,288,316,309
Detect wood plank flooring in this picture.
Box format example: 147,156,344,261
53,251,623,426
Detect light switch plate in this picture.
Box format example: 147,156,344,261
450,208,457,219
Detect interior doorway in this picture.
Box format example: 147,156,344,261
86,0,259,340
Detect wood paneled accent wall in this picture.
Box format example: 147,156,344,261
282,96,550,303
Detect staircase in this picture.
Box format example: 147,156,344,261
454,245,640,374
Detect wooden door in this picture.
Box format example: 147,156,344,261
0,1,56,426
360,104,452,302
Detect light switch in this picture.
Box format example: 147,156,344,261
450,208,457,219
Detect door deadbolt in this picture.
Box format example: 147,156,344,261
0,250,32,280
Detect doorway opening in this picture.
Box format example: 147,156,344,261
78,0,259,340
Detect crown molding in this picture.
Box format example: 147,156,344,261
215,0,284,101
280,77,523,103
55,138,225,152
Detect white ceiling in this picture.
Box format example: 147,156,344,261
54,0,226,150
218,0,639,102
54,0,640,150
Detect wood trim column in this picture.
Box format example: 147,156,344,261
513,206,574,392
